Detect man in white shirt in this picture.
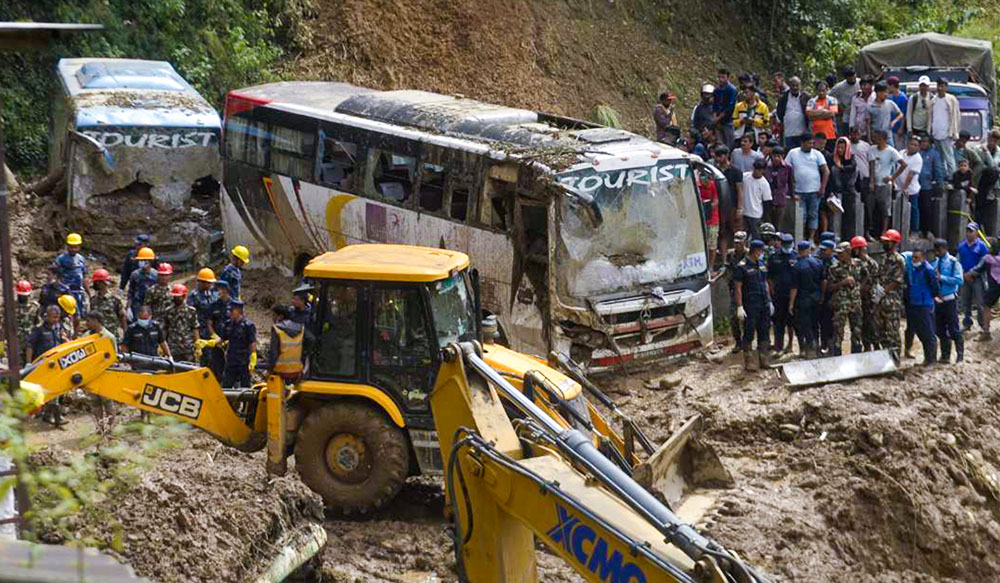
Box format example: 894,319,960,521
742,159,773,238
786,133,830,241
929,78,961,175
893,135,923,239
849,76,876,131
830,67,860,135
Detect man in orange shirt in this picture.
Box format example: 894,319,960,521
807,80,839,142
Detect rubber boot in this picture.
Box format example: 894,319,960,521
939,339,951,364
923,339,937,366
956,335,965,363
758,350,771,369
743,351,755,371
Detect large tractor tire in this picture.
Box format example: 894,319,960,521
294,401,409,515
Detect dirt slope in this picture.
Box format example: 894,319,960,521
288,0,765,136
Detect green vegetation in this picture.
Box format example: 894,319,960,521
737,0,999,83
0,0,313,175
592,103,623,129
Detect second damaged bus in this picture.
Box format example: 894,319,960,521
221,82,725,371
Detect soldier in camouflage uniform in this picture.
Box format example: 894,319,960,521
89,269,127,340
726,231,748,353
14,280,39,363
851,236,880,351
164,283,198,362
874,229,906,352
146,263,175,325
828,242,863,355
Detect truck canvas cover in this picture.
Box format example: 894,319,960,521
856,33,995,112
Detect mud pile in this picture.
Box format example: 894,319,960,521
31,430,324,583
609,336,1000,582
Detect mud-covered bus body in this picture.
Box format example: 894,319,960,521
221,82,723,371
51,58,223,265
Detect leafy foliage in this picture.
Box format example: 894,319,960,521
592,103,624,129
0,0,313,175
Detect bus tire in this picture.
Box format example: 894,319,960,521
294,401,409,515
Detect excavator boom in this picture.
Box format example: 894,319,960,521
21,335,264,450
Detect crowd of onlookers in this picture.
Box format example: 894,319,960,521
653,67,1000,264
652,67,1000,370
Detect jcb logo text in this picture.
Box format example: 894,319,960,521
141,385,202,419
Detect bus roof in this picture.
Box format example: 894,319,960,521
228,81,691,170
57,58,221,129
304,244,470,282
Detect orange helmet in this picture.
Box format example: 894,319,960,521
880,229,902,243
136,247,156,261
197,267,217,283
157,262,174,276
849,236,868,249
92,268,111,283
170,283,189,297
15,280,32,296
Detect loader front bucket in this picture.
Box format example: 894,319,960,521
780,349,899,388
633,415,733,523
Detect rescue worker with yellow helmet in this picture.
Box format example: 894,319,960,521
54,232,88,313
126,247,158,319
220,245,250,300
187,267,219,367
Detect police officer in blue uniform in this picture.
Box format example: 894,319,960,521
734,239,772,371
119,234,150,291
219,299,257,388
816,239,836,354
789,240,827,359
54,233,88,313
206,280,234,381
768,233,797,354
290,282,315,326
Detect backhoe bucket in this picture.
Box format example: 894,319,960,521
780,349,899,388
633,415,733,523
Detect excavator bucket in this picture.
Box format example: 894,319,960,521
633,415,733,523
780,349,899,387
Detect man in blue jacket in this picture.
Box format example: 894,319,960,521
930,239,964,363
916,134,945,238
904,248,941,365
957,223,989,331
712,69,738,148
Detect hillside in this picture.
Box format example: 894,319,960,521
286,0,766,136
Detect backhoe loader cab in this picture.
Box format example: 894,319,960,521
290,244,595,513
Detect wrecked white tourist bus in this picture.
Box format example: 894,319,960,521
220,82,722,370
51,58,223,265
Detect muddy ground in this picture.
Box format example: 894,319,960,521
22,319,1000,583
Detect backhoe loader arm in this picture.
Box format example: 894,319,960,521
22,336,264,450
431,342,771,583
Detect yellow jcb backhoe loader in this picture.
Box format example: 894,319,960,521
21,244,727,518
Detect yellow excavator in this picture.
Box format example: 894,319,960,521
20,244,768,582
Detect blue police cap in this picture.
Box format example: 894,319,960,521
229,299,244,308
136,234,150,243
750,239,765,249
797,240,812,250
780,233,794,243
819,231,836,241
968,222,980,231
820,240,835,249
214,279,230,288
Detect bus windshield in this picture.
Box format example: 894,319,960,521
555,160,707,299
428,273,477,346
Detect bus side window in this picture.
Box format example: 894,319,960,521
271,125,315,180
318,137,358,191
482,164,517,231
367,149,415,204
226,117,270,168
450,182,470,221
419,163,446,212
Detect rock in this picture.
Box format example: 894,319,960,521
658,374,684,390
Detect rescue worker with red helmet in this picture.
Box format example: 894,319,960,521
164,283,198,362
89,268,127,340
874,229,906,353
13,280,39,363
850,236,881,352
146,262,175,325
